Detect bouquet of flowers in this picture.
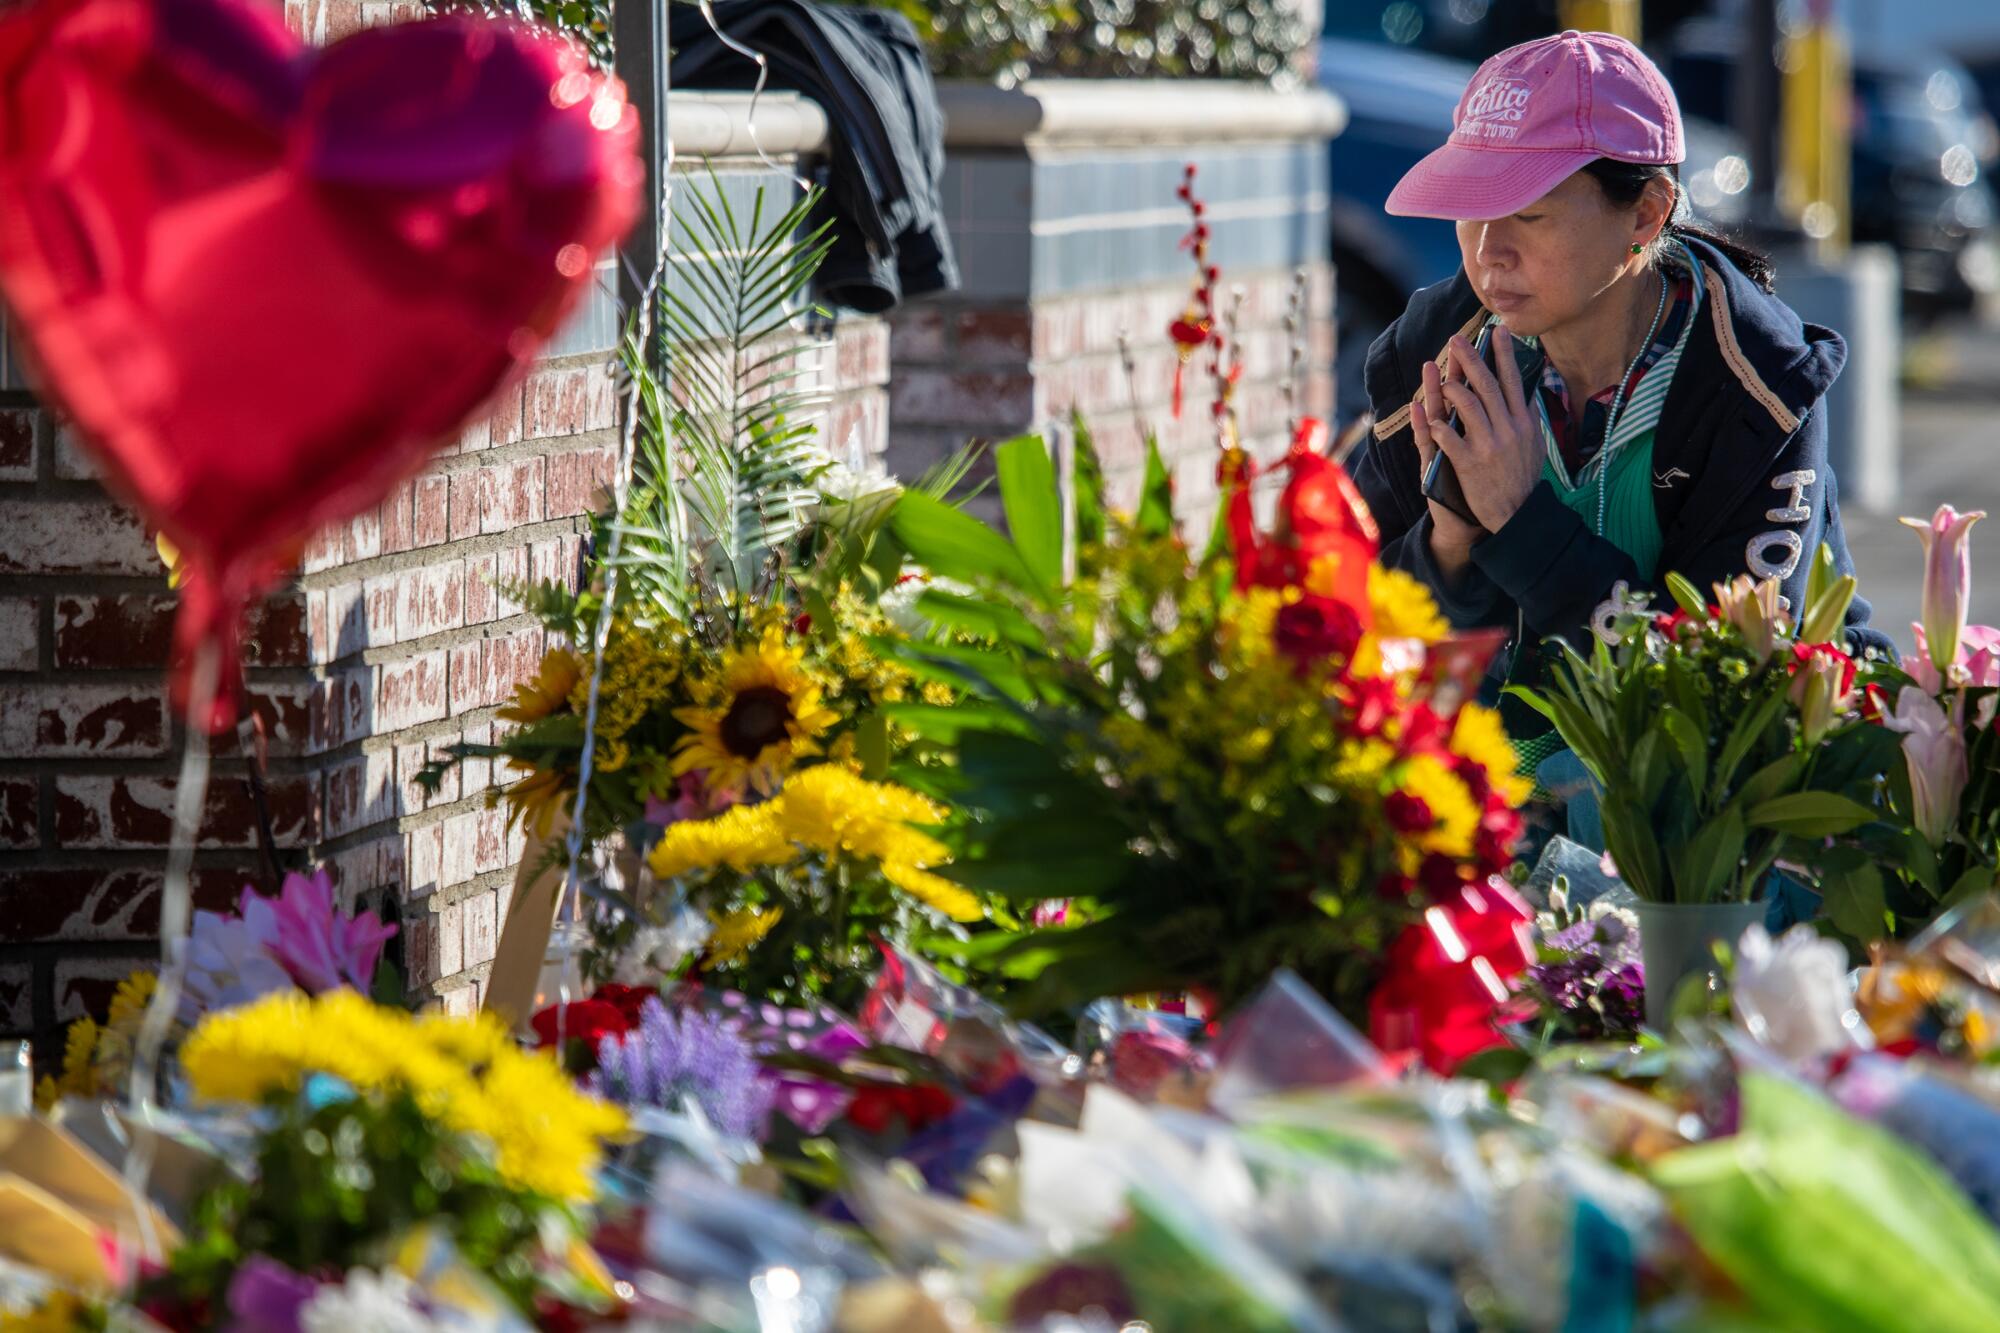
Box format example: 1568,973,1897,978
881,418,1528,1019
1819,505,1999,936
424,177,987,1008
144,990,626,1327
1512,554,1896,911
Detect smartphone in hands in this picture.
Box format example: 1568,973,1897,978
1419,324,1500,531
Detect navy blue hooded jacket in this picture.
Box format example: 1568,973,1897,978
1350,235,1893,727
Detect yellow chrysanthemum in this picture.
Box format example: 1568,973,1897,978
180,991,624,1204
501,759,572,841
673,628,839,794
879,862,984,923
706,906,784,967
1398,753,1481,861
1450,703,1532,807
648,800,797,880
107,970,158,1029
1367,566,1449,644
498,647,584,724
776,765,946,864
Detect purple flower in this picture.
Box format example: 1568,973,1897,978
225,1255,321,1333
590,997,776,1142
1519,908,1644,1040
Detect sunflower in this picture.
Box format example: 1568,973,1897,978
502,759,571,840
673,629,839,795
499,647,585,724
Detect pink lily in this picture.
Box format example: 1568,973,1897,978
1883,688,1968,847
1715,574,1785,663
1903,505,1985,679
262,868,398,995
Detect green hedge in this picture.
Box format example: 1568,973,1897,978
432,0,1306,85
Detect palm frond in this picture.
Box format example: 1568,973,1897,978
603,171,840,623
655,170,838,599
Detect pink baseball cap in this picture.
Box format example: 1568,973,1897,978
1385,30,1683,221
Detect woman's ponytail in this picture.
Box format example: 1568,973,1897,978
1580,159,1777,293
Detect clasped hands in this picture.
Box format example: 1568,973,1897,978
1410,326,1543,564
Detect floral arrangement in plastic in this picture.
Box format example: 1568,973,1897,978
1513,553,1897,915
420,178,987,1010
142,990,626,1327
880,423,1526,1019
1817,505,1999,937
1510,888,1646,1044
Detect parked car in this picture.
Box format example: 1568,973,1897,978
1658,20,2000,319
1321,35,1753,416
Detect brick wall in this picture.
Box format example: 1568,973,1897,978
888,265,1334,523
884,110,1338,533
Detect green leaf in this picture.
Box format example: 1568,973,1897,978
889,492,1046,599
880,700,1032,743
1822,861,1887,942
1659,707,1710,805
1671,806,1747,905
1737,753,1809,810
913,588,1046,649
1665,571,1709,618
1453,1046,1534,1086
856,710,890,780
994,434,1063,591
1712,690,1789,805
1745,792,1879,837
1943,864,1996,910
1068,408,1107,551
1134,433,1176,540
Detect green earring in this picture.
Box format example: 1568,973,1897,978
1630,242,1644,254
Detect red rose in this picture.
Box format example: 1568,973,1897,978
1273,595,1363,665
592,983,656,1029
1384,791,1435,834
530,998,631,1051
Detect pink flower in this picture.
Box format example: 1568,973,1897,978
1903,505,1985,680
1883,688,1968,847
644,770,742,828
262,869,397,995
1714,574,1784,663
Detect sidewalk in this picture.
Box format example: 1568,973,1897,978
1842,321,2000,656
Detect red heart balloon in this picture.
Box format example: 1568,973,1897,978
0,0,642,727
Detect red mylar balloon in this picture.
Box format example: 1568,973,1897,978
0,0,642,728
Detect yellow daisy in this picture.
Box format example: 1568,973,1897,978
673,628,839,794
499,647,584,724
1367,566,1448,644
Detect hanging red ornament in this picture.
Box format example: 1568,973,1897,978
1167,312,1212,419
0,0,642,729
